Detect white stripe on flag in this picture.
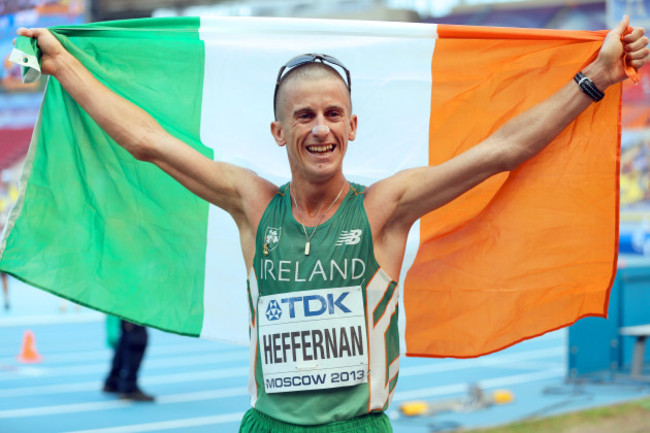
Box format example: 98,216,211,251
198,18,437,344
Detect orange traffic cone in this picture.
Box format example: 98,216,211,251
17,330,42,363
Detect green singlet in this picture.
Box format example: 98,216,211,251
242,182,400,430
239,407,392,432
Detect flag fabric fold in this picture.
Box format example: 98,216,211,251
1,17,620,357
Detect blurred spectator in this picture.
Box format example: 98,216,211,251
1,169,19,311
103,316,155,402
1,272,8,310
59,298,82,312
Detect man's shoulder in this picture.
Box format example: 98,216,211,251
362,176,410,229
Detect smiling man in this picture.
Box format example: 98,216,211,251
16,16,650,432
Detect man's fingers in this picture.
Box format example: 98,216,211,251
624,26,645,43
628,42,650,68
13,28,30,46
625,35,649,52
15,27,48,39
16,27,33,37
614,14,631,35
627,47,650,60
628,56,649,70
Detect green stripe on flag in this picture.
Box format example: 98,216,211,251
0,17,210,337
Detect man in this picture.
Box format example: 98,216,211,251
16,16,650,432
103,317,155,402
1,272,8,311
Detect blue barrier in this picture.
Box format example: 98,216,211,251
568,255,650,379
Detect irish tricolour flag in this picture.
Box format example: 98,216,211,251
2,17,621,357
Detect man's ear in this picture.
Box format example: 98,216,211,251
270,121,286,147
348,114,358,141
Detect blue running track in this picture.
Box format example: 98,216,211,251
1,277,649,433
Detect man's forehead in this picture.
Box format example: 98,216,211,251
290,73,347,90
280,60,348,87
284,76,350,103
285,70,347,89
276,71,352,120
290,100,348,114
274,62,351,120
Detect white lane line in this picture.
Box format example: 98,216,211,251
0,312,103,327
480,368,565,388
399,347,564,376
1,368,250,398
0,344,557,381
0,342,241,365
0,387,249,418
1,380,105,397
0,357,562,398
0,352,249,381
0,400,133,418
495,361,564,371
63,413,246,433
156,388,248,404
0,368,564,419
393,367,564,402
0,342,561,384
0,351,561,398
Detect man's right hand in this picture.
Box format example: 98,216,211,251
14,25,275,269
15,28,66,77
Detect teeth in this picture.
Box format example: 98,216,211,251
308,144,334,153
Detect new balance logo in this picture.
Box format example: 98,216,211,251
336,229,362,246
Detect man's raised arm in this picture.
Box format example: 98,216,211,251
370,16,650,233
15,28,275,221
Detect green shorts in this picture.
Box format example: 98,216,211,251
238,408,393,433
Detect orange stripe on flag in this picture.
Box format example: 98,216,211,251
404,25,621,358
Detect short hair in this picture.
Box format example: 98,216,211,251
274,63,352,121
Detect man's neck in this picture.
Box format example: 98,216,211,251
290,177,349,222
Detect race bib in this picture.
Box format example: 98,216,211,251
258,286,369,393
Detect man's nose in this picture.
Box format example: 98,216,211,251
312,125,330,136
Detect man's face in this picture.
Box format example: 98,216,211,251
271,75,357,183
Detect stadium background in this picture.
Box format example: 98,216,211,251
2,1,650,432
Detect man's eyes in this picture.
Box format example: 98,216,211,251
295,110,342,121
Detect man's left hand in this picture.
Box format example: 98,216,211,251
596,15,649,88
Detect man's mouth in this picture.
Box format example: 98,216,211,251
307,144,336,154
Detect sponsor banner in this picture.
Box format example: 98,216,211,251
258,286,368,393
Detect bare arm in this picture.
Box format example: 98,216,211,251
368,16,649,236
15,27,279,268
16,27,276,265
16,27,275,220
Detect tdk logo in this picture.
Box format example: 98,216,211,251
265,300,282,321
282,292,351,319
